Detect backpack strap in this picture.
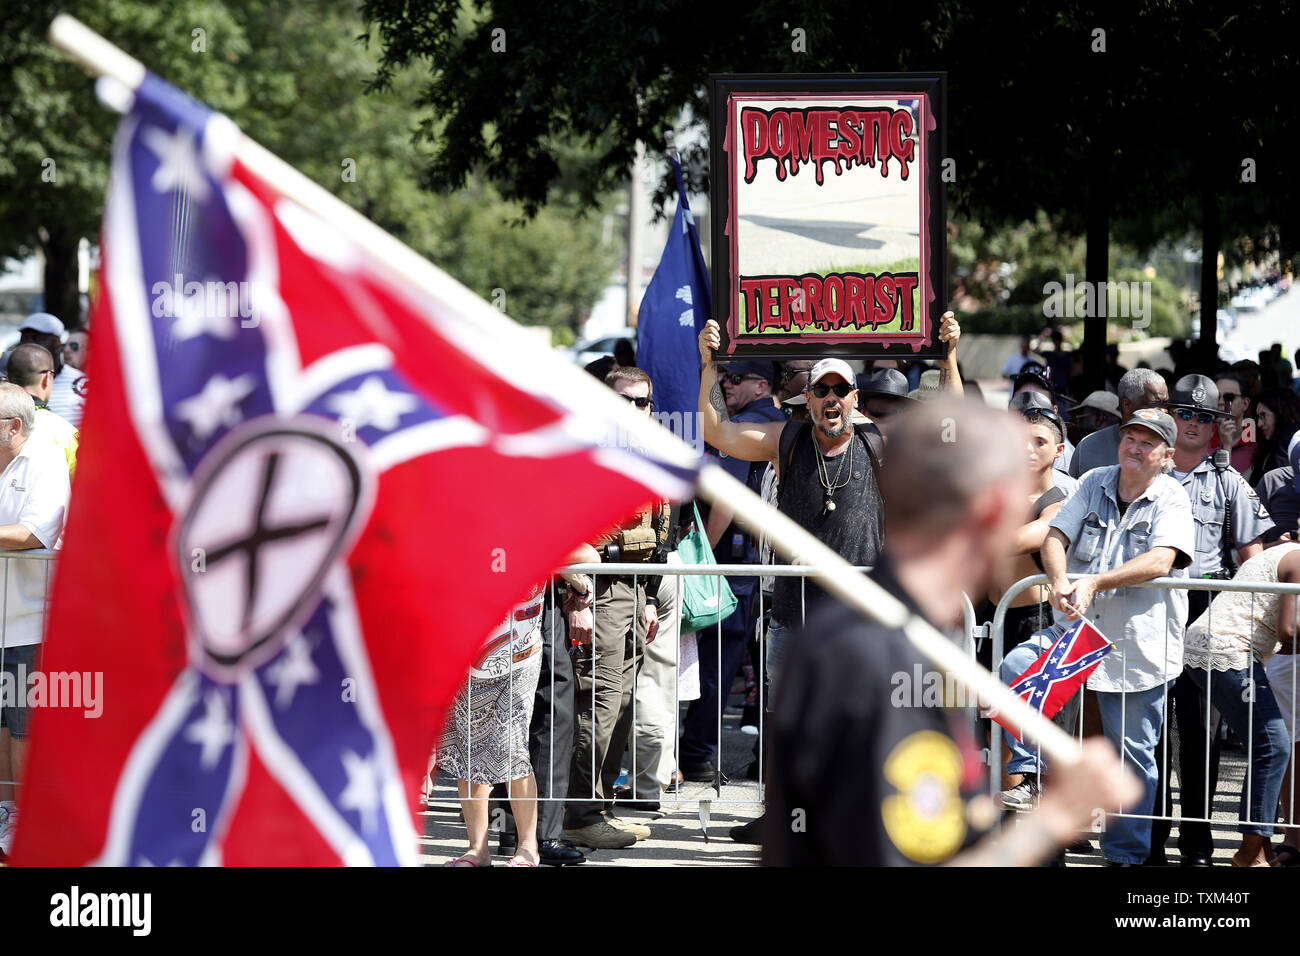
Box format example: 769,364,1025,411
778,419,810,480
1033,484,1067,519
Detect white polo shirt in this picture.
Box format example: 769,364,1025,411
0,432,71,647
47,365,87,428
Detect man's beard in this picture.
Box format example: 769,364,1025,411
815,413,848,439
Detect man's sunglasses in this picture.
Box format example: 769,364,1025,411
1218,393,1240,407
620,394,653,408
721,372,766,386
66,342,83,352
1173,408,1216,424
810,382,854,399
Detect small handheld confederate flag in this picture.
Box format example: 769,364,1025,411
990,619,1112,742
13,74,698,865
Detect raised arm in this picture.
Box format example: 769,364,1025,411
697,320,784,464
937,311,963,396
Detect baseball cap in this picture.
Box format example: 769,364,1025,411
718,359,778,386
20,312,66,339
808,358,856,387
1012,361,1055,396
1166,374,1230,418
1069,390,1121,418
1120,407,1178,448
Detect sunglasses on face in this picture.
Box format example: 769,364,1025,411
1173,408,1216,425
810,382,854,399
1218,393,1240,407
66,342,82,351
621,394,653,408
721,373,765,386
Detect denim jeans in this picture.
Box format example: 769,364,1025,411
1094,684,1168,865
1185,661,1292,836
764,618,792,712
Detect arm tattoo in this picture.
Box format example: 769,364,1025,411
709,379,730,421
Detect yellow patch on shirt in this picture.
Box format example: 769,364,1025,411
880,730,967,863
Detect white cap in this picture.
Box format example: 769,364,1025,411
20,312,66,338
808,358,855,387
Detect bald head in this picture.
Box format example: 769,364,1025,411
6,343,56,402
880,397,1029,538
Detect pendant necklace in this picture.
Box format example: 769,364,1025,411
814,434,853,516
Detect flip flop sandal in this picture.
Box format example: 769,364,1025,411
443,856,488,867
1270,846,1300,867
505,856,538,867
1230,856,1271,867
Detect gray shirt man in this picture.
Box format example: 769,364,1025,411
1049,466,1195,693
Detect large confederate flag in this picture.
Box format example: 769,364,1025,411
13,74,698,865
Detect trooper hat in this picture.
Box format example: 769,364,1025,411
855,368,914,401
1165,374,1231,418
1120,407,1178,448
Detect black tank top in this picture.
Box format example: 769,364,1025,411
772,424,884,624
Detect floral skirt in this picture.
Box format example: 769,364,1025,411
437,652,542,785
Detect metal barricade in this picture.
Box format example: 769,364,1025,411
432,561,979,825
986,572,1300,856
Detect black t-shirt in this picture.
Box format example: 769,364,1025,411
763,559,990,866
772,423,884,624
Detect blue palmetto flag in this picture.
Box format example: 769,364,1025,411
637,156,712,439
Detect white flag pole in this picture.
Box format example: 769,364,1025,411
47,14,1080,765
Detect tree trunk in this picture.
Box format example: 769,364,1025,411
1200,181,1220,359
40,226,82,329
1083,136,1109,391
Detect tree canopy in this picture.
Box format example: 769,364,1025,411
0,0,615,336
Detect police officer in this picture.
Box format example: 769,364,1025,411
1149,373,1276,866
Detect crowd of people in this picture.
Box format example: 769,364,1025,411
0,312,87,860
432,313,1300,868
9,300,1291,870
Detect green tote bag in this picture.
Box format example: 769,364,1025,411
676,503,738,634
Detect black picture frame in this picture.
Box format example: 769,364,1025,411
708,72,947,362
